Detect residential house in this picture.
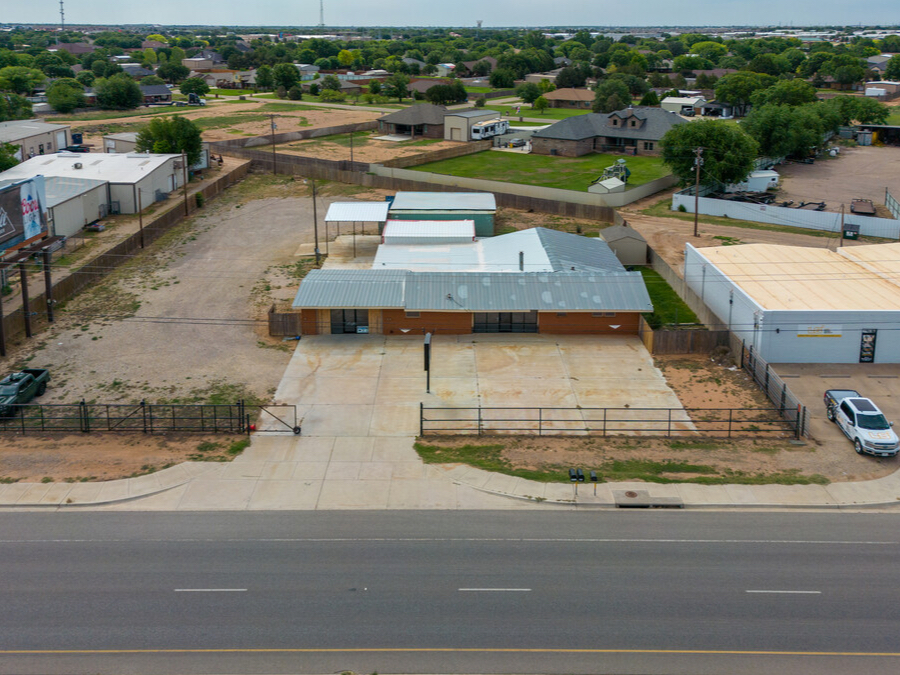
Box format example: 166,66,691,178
542,88,594,109
459,55,498,76
530,106,685,157
141,40,167,50
182,56,214,71
139,84,173,104
660,96,706,115
54,42,97,56
377,104,447,138
402,57,426,71
408,78,452,96
121,63,155,79
525,68,564,85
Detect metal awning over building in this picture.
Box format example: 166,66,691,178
382,220,476,245
324,202,390,223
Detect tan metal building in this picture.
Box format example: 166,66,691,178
443,109,500,141
0,119,70,161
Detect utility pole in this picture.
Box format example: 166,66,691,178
270,114,277,175
181,151,189,216
311,179,320,266
693,147,704,238
42,248,54,324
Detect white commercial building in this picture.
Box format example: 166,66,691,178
684,242,900,364
0,152,185,214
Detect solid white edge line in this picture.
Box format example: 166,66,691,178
458,588,532,592
745,590,821,594
174,589,248,592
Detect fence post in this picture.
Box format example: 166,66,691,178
602,408,607,437
419,402,424,436
728,409,733,439
80,399,89,433
667,408,672,437
740,339,745,369
780,383,787,411
477,406,482,435
764,363,770,394
538,408,542,436
796,404,803,440
141,400,147,433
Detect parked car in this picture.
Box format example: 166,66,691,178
62,145,90,153
824,389,900,457
0,369,49,417
508,138,526,148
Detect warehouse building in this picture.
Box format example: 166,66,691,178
294,227,652,335
443,109,501,141
41,176,108,237
103,132,211,170
0,152,185,214
388,191,496,237
684,242,900,364
0,119,71,161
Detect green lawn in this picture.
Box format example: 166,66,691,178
639,268,700,327
887,109,900,126
411,151,670,191
464,86,494,94
208,88,252,97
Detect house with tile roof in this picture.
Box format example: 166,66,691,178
530,106,686,157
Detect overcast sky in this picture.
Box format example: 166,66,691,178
6,1,900,29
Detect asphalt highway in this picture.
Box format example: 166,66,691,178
1,511,898,675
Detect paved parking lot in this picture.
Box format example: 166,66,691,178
271,333,686,437
775,363,900,468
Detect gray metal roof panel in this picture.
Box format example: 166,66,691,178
42,175,107,207
0,119,68,143
378,104,447,125
533,228,625,273
405,271,652,312
531,107,685,142
390,191,497,212
292,269,407,308
446,109,500,118
599,224,647,243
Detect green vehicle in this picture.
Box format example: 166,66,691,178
0,369,50,417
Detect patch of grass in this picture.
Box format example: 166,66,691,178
40,476,54,483
667,440,719,450
228,438,251,456
887,109,900,126
411,150,670,191
414,442,564,482
256,102,320,112
639,268,700,327
0,477,21,483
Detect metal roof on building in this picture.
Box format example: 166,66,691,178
0,152,181,185
0,119,69,144
382,220,475,241
103,132,139,142
41,176,107,208
692,243,900,311
378,104,447,126
445,109,500,118
389,191,497,212
292,269,408,308
599,224,647,243
293,269,650,312
531,107,685,142
324,201,391,223
533,228,625,273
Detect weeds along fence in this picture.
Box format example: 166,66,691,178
0,400,300,435
211,145,620,223
419,403,795,439
0,162,251,348
739,342,809,438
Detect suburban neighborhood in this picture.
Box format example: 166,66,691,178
1,11,900,675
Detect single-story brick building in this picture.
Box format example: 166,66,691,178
543,88,594,109
377,104,447,138
530,106,686,157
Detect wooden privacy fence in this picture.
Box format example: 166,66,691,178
638,316,730,355
268,304,302,336
381,140,491,168
0,162,251,348
212,145,619,223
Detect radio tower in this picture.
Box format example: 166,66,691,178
59,0,65,30
318,0,324,28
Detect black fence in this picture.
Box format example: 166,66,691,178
740,343,808,439
0,400,300,435
420,403,795,438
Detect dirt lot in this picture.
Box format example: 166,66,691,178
776,145,900,216
276,132,462,164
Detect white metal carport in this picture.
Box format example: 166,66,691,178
324,201,391,258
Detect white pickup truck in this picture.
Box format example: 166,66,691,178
824,389,900,457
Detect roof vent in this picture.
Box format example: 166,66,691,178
73,162,83,169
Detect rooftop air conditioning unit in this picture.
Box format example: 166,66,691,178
73,162,83,169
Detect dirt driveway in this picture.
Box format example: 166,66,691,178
776,145,900,215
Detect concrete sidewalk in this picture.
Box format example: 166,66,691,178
2,432,899,511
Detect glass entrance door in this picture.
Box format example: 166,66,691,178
473,311,538,333
331,309,369,334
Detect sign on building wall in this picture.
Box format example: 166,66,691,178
797,325,842,338
860,329,877,363
0,177,48,255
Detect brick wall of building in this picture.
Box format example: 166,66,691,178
382,310,473,335
538,311,641,335
531,137,594,157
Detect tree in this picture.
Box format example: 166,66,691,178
0,66,45,94
488,68,515,89
46,78,85,113
593,79,631,113
743,105,804,158
0,142,19,171
833,64,865,87
750,79,817,108
141,75,165,86
639,90,660,106
75,70,96,87
337,49,354,66
146,34,168,44
319,89,346,102
382,72,411,102
714,71,776,116
143,48,158,65
272,63,300,90
321,74,341,91
554,65,587,88
825,95,889,125
516,81,541,105
533,95,549,114
661,120,758,186
135,115,202,166
255,64,274,91
886,55,900,81
537,79,556,93
288,85,303,100
156,63,189,83
180,77,210,96
0,92,32,121
94,73,142,109
368,80,381,96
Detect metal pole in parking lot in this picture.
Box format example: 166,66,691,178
424,332,432,394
